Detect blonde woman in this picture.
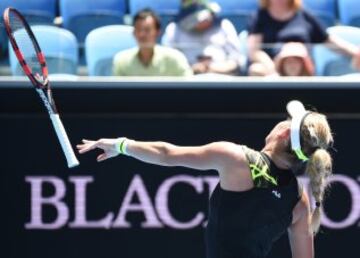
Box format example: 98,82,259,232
77,101,333,258
248,0,360,76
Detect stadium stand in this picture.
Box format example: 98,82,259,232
0,0,57,23
0,0,57,57
313,26,360,76
2,0,360,78
59,0,127,44
302,0,337,28
218,0,258,33
338,0,360,27
9,25,78,75
85,25,136,76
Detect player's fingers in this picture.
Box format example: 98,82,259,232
97,153,108,162
82,139,94,143
78,141,99,154
76,143,88,149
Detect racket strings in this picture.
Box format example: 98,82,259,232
8,12,44,84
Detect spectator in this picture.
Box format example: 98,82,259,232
113,9,192,76
0,41,3,59
162,0,245,75
247,0,360,76
273,42,315,76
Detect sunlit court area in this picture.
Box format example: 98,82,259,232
1,1,360,258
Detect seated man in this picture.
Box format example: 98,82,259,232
162,0,245,75
113,9,193,76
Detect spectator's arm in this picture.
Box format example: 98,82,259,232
161,22,176,47
327,34,360,70
217,19,245,73
248,34,274,66
208,60,238,74
201,21,240,75
326,34,359,57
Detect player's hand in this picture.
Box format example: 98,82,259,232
77,139,119,162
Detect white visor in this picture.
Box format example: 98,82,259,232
286,100,310,161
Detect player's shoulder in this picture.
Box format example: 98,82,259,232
208,141,248,163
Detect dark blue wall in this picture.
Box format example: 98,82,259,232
1,80,359,258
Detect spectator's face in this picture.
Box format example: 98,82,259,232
269,0,291,9
134,16,160,49
194,18,213,32
282,57,304,76
193,10,214,32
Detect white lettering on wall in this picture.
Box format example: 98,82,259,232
25,174,360,230
155,175,205,229
113,175,163,228
69,177,114,229
25,177,69,230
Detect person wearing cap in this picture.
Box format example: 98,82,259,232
113,9,193,76
162,0,245,75
77,100,334,258
274,42,314,76
248,0,360,76
251,42,315,76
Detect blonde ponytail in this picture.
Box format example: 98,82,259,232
305,148,332,234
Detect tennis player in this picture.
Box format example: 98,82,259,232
77,101,333,258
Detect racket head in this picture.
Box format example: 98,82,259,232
3,7,48,88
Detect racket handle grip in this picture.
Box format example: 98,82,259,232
50,114,80,168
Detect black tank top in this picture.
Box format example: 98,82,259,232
205,146,302,258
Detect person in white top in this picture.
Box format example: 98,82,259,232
162,0,245,76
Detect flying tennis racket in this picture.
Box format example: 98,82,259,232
3,7,79,168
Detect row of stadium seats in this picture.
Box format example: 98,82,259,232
7,24,360,77
1,0,360,48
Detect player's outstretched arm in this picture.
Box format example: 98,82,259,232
77,138,244,172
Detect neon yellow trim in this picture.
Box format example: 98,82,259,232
119,139,126,154
294,149,309,161
249,164,278,186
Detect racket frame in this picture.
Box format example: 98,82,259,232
3,7,79,168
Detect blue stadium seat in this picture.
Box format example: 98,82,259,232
129,0,180,29
218,0,258,33
313,26,360,76
0,29,7,57
238,30,249,75
238,30,248,57
60,0,127,44
0,0,57,57
0,0,57,23
303,0,337,28
85,25,137,76
338,0,360,27
9,26,79,75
